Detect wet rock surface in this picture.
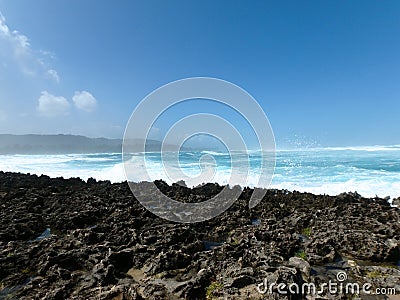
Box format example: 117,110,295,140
0,171,399,299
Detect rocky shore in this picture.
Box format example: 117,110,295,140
0,171,399,299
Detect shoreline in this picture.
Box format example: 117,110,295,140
2,149,400,200
0,171,399,299
1,167,399,201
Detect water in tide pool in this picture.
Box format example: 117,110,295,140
1,146,400,199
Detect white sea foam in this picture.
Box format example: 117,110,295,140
278,145,400,152
200,150,227,156
270,179,400,199
1,148,400,199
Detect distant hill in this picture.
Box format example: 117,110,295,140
0,134,183,154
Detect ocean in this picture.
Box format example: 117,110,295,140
1,146,400,199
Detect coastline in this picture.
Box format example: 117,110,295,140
1,148,400,200
0,171,399,299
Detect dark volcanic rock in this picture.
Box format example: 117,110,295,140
0,171,399,299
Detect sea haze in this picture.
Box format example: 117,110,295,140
0,134,190,154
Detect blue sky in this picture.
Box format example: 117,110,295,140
0,1,399,147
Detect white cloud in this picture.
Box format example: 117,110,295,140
0,11,59,81
72,91,98,112
47,69,59,82
40,50,56,60
1,12,31,64
13,31,30,49
0,12,10,36
0,12,29,48
37,91,70,117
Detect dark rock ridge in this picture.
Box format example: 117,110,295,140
0,171,399,299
